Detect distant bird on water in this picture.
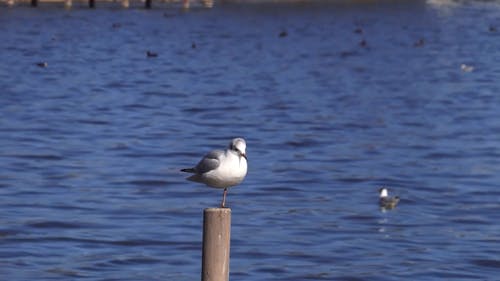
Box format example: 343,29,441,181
379,187,400,210
181,138,248,208
36,62,48,68
146,51,158,58
460,64,474,73
414,38,425,47
354,27,363,34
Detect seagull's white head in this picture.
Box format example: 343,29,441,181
379,187,389,198
230,138,247,160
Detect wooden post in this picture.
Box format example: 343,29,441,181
202,208,231,281
182,0,190,10
145,0,151,9
64,0,72,9
122,0,129,8
31,0,38,7
89,0,95,8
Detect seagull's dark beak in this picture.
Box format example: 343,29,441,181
241,153,247,160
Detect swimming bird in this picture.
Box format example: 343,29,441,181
379,187,400,210
354,27,363,34
279,30,288,38
146,51,158,58
414,38,425,47
460,64,474,72
181,138,248,208
36,62,48,68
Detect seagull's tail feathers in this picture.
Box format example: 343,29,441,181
181,168,196,173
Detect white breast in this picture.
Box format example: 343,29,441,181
203,151,247,188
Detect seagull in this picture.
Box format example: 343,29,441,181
379,187,400,210
181,138,248,208
460,64,474,72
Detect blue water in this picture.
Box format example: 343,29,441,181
1,1,500,280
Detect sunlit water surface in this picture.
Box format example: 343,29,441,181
1,1,500,280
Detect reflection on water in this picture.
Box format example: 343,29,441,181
1,1,500,280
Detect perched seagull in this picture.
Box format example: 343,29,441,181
379,187,400,210
181,138,248,208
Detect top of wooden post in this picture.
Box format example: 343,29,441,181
204,207,231,213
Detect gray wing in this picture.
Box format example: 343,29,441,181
194,149,223,174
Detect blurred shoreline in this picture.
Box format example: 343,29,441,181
0,0,433,8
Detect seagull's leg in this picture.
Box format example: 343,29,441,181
221,188,227,208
